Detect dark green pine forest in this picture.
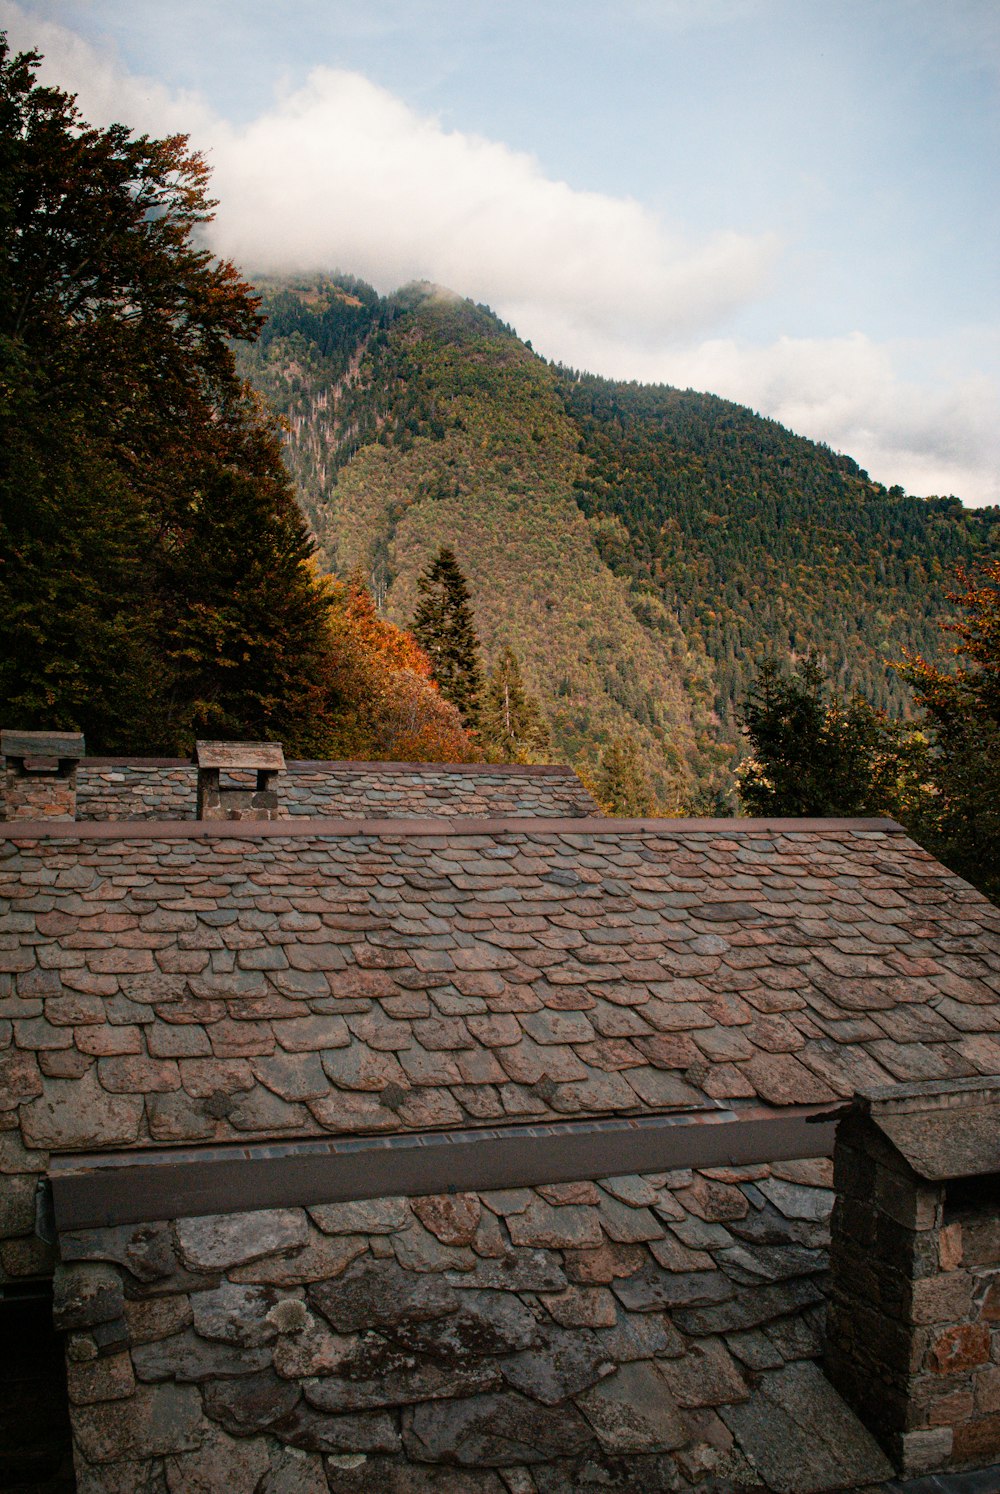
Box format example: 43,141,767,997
237,275,999,807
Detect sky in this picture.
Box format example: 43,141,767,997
5,0,999,504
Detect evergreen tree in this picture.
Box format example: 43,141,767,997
479,648,550,762
594,734,655,816
737,654,924,819
411,546,484,725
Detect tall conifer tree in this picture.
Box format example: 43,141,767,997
594,734,654,816
480,648,550,762
411,547,484,726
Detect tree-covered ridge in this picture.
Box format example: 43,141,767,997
240,279,717,807
560,375,1000,729
237,274,999,808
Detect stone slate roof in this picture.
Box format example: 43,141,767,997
73,760,600,822
3,817,999,1156
56,1157,899,1493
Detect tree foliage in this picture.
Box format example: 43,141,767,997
738,655,926,819
411,546,485,726
899,562,1000,900
0,37,339,751
0,39,470,767
479,648,551,763
591,734,655,817
242,280,708,809
323,575,474,762
238,274,999,811
562,374,999,737
739,576,1000,904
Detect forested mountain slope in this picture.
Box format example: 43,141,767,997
237,276,999,803
561,377,996,730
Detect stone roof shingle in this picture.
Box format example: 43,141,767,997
3,818,998,1156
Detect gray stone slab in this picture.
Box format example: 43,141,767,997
716,1240,828,1285
202,1368,302,1435
73,1383,202,1463
389,1289,538,1362
576,1360,688,1452
310,1259,458,1332
500,1326,614,1405
405,1390,593,1465
611,1262,734,1313
720,1360,893,1493
447,1249,568,1293
190,1280,281,1347
674,1276,824,1335
305,1359,501,1413
175,1208,308,1269
131,1328,272,1383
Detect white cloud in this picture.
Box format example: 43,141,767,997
4,1,998,505
3,7,777,341
671,335,1000,504
198,70,779,344
534,323,1000,504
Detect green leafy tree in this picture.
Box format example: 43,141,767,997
737,654,925,818
411,546,484,725
479,648,550,762
593,734,655,816
0,37,337,753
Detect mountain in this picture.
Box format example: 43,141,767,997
236,276,1000,806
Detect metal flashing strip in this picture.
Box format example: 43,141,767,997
49,1104,842,1231
1,815,904,842
79,758,578,776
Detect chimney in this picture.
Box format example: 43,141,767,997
1,730,85,821
826,1077,1000,1478
195,740,286,821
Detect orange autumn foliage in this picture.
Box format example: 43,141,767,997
321,575,477,762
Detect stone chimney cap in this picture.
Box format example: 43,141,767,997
856,1077,1000,1181
194,741,285,772
1,730,85,760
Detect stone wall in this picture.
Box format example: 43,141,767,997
826,1111,1000,1476
3,761,79,822
72,762,601,822
74,762,193,822
47,1158,890,1494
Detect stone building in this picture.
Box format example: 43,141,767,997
2,741,1000,1492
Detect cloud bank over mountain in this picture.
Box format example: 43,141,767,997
5,1,997,504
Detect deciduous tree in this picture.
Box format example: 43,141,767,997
900,562,1000,901
324,576,474,762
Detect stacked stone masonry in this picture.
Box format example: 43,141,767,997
827,1088,1000,1477
3,762,79,822
1,731,85,824
71,761,601,822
